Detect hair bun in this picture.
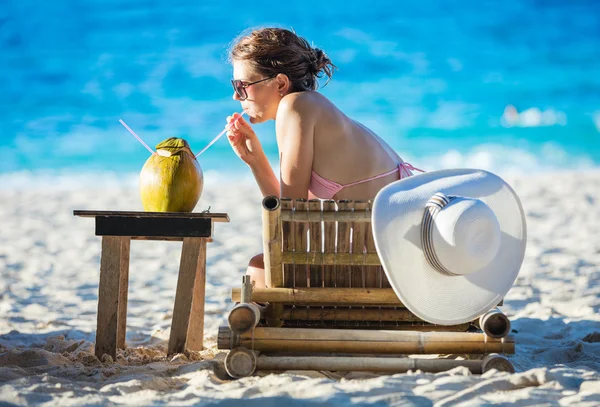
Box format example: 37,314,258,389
312,48,325,71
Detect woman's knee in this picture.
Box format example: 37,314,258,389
246,253,266,288
248,253,264,269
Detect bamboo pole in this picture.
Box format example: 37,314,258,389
262,196,282,288
336,200,353,288
282,307,421,322
281,211,371,222
218,327,515,354
322,200,337,287
282,252,381,266
228,276,262,334
262,196,283,326
281,199,294,288
308,199,323,288
228,303,262,334
256,354,514,374
231,288,404,306
293,199,308,287
223,349,514,378
241,275,252,303
224,347,257,378
478,308,511,338
272,320,470,332
481,353,515,373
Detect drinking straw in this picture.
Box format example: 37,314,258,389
119,119,156,155
195,111,246,158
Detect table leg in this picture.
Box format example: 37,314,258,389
168,237,204,355
186,238,207,352
116,237,131,349
96,236,130,359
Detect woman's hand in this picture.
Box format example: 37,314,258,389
226,113,264,166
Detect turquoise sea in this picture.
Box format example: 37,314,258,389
1,0,599,186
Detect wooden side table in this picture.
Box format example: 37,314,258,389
73,210,229,359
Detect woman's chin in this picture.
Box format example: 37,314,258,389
248,115,263,124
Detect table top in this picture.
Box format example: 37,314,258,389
73,210,230,222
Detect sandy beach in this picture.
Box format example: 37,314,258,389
1,170,599,406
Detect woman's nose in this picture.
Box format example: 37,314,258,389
232,91,241,101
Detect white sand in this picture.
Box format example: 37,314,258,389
1,170,599,406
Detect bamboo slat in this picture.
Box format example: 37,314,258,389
282,307,422,322
281,199,294,288
293,199,308,287
351,201,369,288
232,288,404,306
308,199,323,288
218,327,515,354
365,201,381,288
336,200,353,288
322,200,337,287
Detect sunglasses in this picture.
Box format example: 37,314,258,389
231,75,277,100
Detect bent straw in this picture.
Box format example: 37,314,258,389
119,119,156,155
195,111,246,158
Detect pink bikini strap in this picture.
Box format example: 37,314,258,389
343,167,398,187
399,162,425,174
343,162,424,188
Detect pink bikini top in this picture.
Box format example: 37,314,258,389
308,162,424,200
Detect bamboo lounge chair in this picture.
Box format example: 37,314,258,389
218,196,515,378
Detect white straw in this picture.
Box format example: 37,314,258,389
119,119,156,155
195,111,246,158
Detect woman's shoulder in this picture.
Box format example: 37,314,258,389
278,91,331,116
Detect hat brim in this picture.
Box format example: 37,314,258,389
372,169,527,325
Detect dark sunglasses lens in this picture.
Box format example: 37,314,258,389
232,80,246,99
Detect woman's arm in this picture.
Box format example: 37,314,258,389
276,95,316,200
249,153,280,198
227,113,280,197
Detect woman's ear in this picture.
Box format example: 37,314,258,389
276,73,291,96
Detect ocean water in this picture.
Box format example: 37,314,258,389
1,0,599,185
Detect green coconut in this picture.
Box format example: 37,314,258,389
139,137,203,212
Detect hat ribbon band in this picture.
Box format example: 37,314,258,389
422,192,459,276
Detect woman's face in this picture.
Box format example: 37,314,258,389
232,60,280,124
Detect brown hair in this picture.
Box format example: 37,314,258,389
229,28,336,92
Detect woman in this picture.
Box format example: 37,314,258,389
226,28,422,287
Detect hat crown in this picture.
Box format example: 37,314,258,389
431,197,501,276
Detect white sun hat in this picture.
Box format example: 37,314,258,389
371,168,527,325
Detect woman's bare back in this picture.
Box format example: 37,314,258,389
304,92,403,200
